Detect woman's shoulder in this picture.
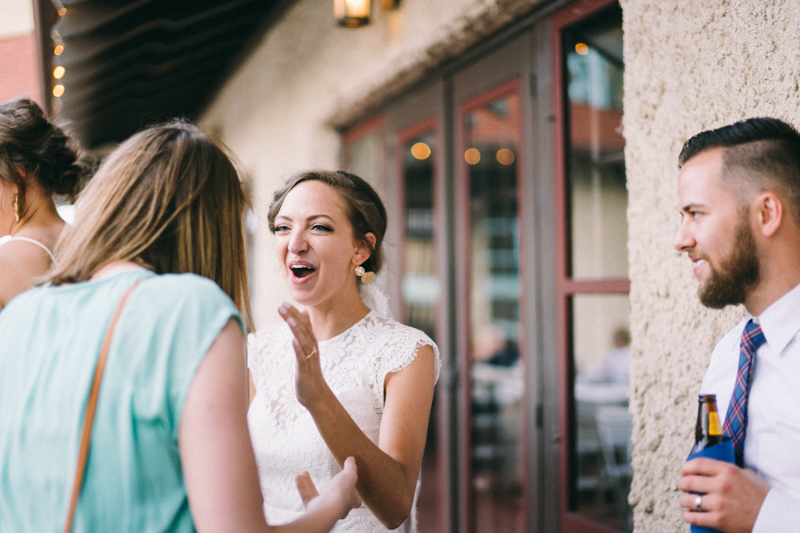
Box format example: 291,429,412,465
143,272,228,300
128,273,236,315
362,313,436,345
0,236,53,279
132,272,243,332
362,313,441,383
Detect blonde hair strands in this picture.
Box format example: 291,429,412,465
50,122,253,330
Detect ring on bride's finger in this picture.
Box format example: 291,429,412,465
694,494,703,511
306,347,317,359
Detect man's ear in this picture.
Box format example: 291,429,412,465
353,232,377,266
755,191,783,238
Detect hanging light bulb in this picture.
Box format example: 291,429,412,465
334,0,371,27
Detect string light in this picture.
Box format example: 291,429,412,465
411,142,431,160
496,149,515,165
464,148,481,165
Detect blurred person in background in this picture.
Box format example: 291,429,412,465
0,96,82,310
0,123,360,532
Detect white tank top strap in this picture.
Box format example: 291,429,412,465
0,235,58,265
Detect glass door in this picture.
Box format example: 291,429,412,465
398,118,442,532
552,2,631,532
461,81,525,532
341,7,631,529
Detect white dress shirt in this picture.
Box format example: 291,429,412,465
700,282,800,532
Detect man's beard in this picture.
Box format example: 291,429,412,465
699,217,761,309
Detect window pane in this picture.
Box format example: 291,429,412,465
572,293,632,532
349,129,384,194
465,90,524,532
566,7,627,279
401,130,441,532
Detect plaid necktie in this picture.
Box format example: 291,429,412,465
722,319,766,467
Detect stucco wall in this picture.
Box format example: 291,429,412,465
0,0,34,38
622,1,800,531
0,0,38,105
200,0,546,328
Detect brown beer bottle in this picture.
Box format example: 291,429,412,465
691,394,723,454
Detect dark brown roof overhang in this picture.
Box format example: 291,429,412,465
35,0,294,149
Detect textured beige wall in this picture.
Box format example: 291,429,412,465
622,1,800,531
200,0,546,328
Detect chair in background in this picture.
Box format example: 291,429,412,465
595,405,633,528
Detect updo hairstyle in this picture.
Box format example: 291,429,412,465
0,97,82,210
267,170,387,276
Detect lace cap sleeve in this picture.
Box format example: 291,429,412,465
374,318,441,403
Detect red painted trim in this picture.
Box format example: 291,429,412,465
460,77,521,115
395,116,450,532
551,0,619,28
563,513,626,533
396,116,438,319
397,116,438,146
459,77,525,533
562,278,631,294
341,115,385,170
430,116,452,533
456,87,474,533
551,1,627,532
551,11,571,529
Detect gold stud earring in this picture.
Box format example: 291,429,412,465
355,265,375,284
13,194,20,223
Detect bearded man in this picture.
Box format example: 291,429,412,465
674,117,800,533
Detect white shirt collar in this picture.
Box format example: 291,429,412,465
746,282,800,355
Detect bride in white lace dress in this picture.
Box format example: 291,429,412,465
247,170,440,532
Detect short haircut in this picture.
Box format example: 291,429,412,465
679,117,800,224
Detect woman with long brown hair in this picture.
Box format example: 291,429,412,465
0,97,81,309
0,123,359,532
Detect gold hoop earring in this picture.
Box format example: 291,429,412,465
355,265,375,284
13,194,20,223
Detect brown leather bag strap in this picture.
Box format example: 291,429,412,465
63,279,144,533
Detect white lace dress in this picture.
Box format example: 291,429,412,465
247,310,440,533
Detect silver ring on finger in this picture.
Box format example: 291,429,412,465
306,347,317,359
694,494,703,511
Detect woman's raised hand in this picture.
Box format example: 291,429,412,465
279,302,328,408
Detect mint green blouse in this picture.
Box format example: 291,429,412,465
0,269,243,532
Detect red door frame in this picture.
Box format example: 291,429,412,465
341,115,386,177
551,1,630,532
552,0,630,531
457,76,527,533
394,116,452,533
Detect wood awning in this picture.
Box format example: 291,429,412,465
37,0,293,149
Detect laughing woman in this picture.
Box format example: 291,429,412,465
248,170,440,532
